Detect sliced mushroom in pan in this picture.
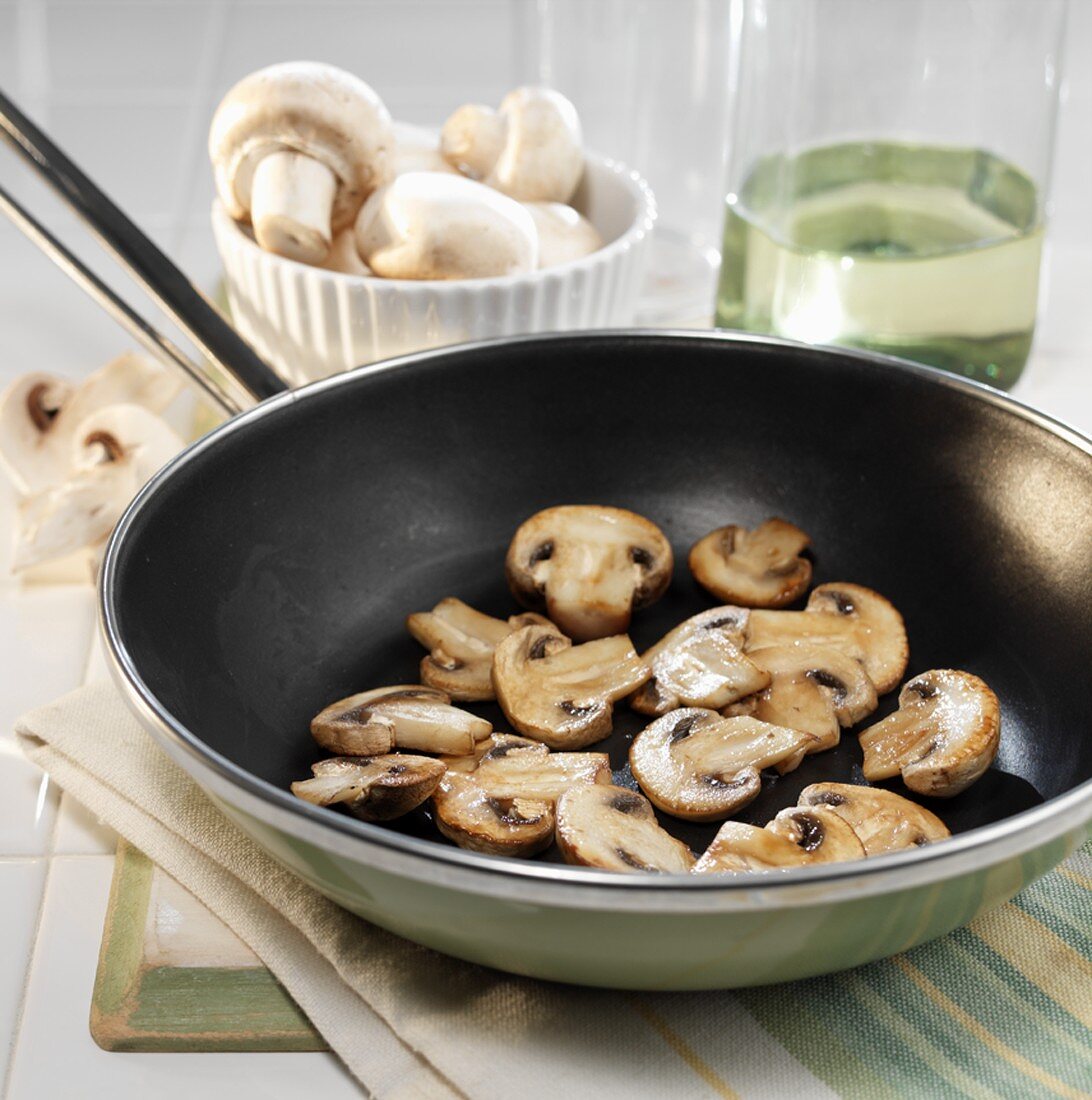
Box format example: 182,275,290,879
629,709,819,821
629,606,771,716
798,782,950,855
858,670,1001,797
310,685,492,757
505,505,673,641
406,597,553,701
689,518,811,608
473,734,611,801
692,806,865,874
556,784,695,872
433,772,555,857
492,623,650,749
291,754,445,821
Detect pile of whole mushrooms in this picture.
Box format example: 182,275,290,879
293,505,1003,875
0,355,182,578
209,62,603,279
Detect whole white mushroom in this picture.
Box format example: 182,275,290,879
525,202,602,268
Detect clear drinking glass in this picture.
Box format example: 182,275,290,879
715,0,1067,389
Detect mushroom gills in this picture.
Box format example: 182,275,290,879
407,597,552,701
310,685,491,757
858,670,1001,797
291,754,445,821
555,784,695,873
432,771,554,857
630,605,771,716
799,782,949,854
630,709,819,822
689,518,812,608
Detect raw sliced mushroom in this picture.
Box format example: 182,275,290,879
858,670,1001,797
406,598,553,701
630,605,771,716
310,685,491,757
746,582,908,694
556,784,695,873
492,623,650,749
736,643,878,770
473,734,610,801
692,806,865,873
291,754,445,821
799,782,950,855
432,772,554,857
505,505,673,641
629,709,818,821
689,518,812,608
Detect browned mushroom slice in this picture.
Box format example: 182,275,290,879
746,582,908,694
505,505,673,641
406,597,553,701
689,518,811,608
858,670,1000,797
556,784,695,872
432,772,555,857
629,709,818,821
740,644,879,771
473,734,611,800
310,684,491,756
291,754,445,821
630,606,771,716
799,782,950,855
692,806,865,873
492,623,651,749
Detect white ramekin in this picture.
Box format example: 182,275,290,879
212,153,657,385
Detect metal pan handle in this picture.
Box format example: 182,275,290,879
0,87,287,413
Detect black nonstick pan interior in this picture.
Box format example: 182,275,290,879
108,333,1092,858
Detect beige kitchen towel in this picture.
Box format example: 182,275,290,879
17,682,1092,1100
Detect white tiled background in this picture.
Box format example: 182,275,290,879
0,1,1090,1097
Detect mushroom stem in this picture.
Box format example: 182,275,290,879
250,150,337,264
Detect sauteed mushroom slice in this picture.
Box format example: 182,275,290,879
689,518,812,608
858,670,1001,797
310,685,491,757
740,644,879,770
692,807,865,873
432,772,554,857
291,754,445,821
492,624,651,749
406,598,552,701
474,734,610,801
556,785,695,873
799,782,950,855
505,505,673,641
629,709,818,821
747,582,908,694
630,606,771,716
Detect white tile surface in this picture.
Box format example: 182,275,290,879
6,856,360,1100
53,791,116,855
0,860,47,1088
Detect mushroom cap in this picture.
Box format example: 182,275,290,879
440,103,506,181
629,708,818,821
309,684,492,757
392,123,460,177
798,782,950,854
692,806,865,873
291,754,445,821
555,784,695,872
505,505,674,641
209,61,393,233
689,518,812,608
524,202,602,268
406,597,552,701
740,643,879,769
473,734,611,802
492,623,651,749
858,669,1001,797
433,771,555,857
630,605,771,716
355,172,537,280
747,582,908,694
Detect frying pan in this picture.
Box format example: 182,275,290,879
2,92,1090,990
